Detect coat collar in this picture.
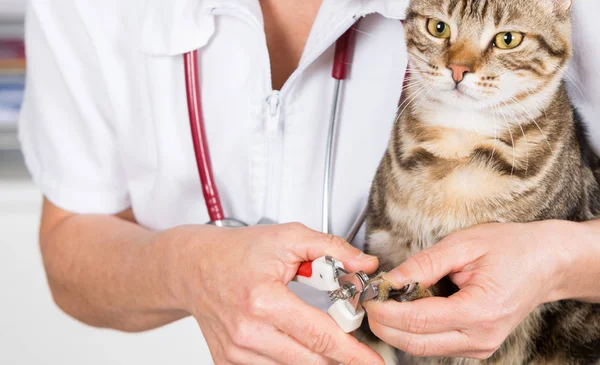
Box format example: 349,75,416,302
138,0,409,56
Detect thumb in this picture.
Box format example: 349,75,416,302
383,234,483,289
297,228,379,274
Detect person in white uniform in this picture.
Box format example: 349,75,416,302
19,0,600,364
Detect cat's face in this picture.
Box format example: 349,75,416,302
404,0,573,112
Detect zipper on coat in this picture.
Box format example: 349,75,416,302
264,90,283,221
210,6,284,221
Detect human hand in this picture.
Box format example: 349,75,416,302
363,220,582,359
166,223,384,365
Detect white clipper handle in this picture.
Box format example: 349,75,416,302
293,256,365,333
327,299,365,333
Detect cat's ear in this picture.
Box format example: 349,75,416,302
554,0,573,12
539,0,573,13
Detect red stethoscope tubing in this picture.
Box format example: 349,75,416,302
183,25,358,224
184,50,225,222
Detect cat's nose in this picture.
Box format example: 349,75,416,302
447,63,472,83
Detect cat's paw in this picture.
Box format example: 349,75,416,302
371,273,432,302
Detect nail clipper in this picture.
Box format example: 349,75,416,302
293,256,382,333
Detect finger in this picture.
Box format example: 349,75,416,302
200,321,278,365
287,224,379,273
252,328,333,365
368,318,478,358
203,334,227,365
222,346,284,365
267,286,384,365
383,234,486,289
363,296,470,334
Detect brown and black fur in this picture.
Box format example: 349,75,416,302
360,0,600,364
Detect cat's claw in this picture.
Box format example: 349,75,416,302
388,282,417,302
371,275,431,302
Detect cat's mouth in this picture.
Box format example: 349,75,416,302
450,86,479,101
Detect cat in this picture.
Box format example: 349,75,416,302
360,0,600,364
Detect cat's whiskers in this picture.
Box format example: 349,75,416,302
513,107,530,176
407,67,439,76
550,63,585,99
401,81,428,93
404,76,435,84
395,85,430,124
408,54,442,75
491,70,510,79
402,77,429,88
410,84,436,118
408,52,433,68
524,85,550,120
475,83,500,93
509,94,553,154
402,77,427,83
396,85,425,115
404,69,433,76
395,85,423,118
489,103,500,166
497,102,517,178
402,76,429,85
523,86,553,153
404,73,431,80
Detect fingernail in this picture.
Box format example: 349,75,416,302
355,251,377,261
383,271,404,286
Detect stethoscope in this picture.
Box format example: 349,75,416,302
183,23,367,242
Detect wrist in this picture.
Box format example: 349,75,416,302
158,224,220,314
151,225,198,314
543,220,599,303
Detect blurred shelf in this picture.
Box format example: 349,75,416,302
0,17,24,39
0,8,25,152
0,148,29,180
0,0,25,40
0,40,25,150
0,0,26,21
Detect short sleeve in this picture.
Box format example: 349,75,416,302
18,2,130,214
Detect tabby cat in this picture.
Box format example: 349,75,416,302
362,0,600,364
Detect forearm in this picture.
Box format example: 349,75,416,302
40,208,188,332
552,219,600,303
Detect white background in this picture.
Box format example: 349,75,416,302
1,1,212,363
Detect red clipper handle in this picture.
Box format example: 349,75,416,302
297,261,313,278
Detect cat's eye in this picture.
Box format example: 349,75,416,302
493,32,524,50
426,19,451,39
